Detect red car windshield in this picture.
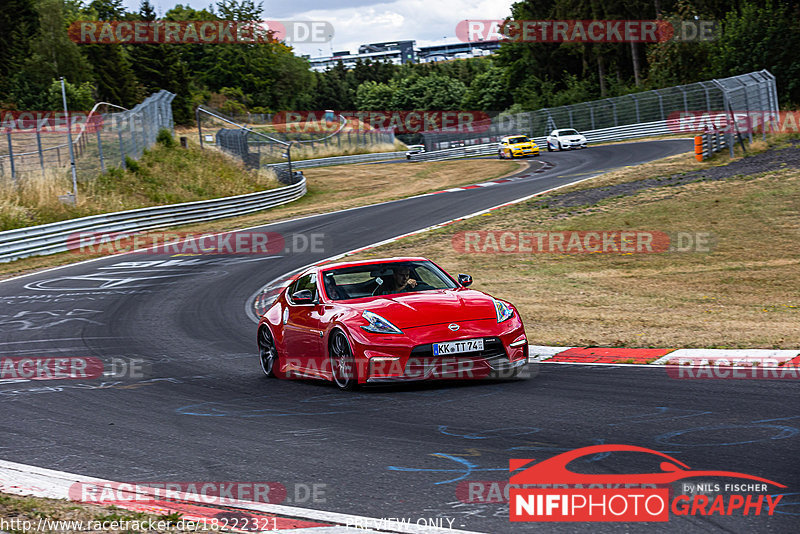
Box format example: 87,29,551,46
322,261,457,300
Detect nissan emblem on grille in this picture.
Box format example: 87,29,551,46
448,323,460,331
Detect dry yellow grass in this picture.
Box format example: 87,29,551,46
0,158,525,279
0,492,205,533
0,141,280,232
344,165,800,349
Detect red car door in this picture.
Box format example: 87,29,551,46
283,273,324,377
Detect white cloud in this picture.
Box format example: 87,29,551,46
122,0,513,57
289,0,512,56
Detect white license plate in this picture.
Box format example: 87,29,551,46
433,338,484,356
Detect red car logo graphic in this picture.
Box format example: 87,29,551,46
510,444,786,487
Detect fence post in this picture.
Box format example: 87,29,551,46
6,132,16,183
138,112,147,155
36,130,45,178
738,80,753,143
196,107,204,149
678,86,688,112
96,125,106,174
727,132,734,158
129,115,137,158
117,116,127,169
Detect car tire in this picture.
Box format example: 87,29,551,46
498,150,504,159
258,326,279,378
546,143,552,152
330,329,359,391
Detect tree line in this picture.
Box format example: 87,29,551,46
1,0,798,126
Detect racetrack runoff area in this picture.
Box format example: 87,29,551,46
342,135,800,350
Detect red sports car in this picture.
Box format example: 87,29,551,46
257,257,529,390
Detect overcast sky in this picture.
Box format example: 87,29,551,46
120,0,513,57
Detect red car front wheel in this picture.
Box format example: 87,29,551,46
330,330,359,391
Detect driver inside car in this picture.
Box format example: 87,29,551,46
376,266,418,295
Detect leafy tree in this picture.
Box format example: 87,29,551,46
708,0,800,105
0,0,39,102
7,0,93,110
45,78,95,110
314,63,356,109
80,0,142,106
355,81,393,110
216,0,262,20
129,1,194,123
646,4,714,88
461,66,512,111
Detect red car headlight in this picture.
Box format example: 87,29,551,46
361,310,404,334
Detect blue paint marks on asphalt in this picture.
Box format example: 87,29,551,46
766,493,800,516
437,425,541,440
607,406,713,426
387,453,507,485
655,423,799,447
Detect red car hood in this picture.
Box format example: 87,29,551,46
346,289,498,328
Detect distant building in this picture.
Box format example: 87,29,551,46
306,39,502,72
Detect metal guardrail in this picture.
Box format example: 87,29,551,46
694,129,733,161
409,143,498,162
422,70,777,149
0,177,306,263
267,150,408,171
408,119,683,161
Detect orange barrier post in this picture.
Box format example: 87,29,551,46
694,135,704,161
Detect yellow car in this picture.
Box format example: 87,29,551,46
498,135,540,158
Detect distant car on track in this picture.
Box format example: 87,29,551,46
546,129,588,151
257,257,529,390
405,144,426,159
498,135,540,159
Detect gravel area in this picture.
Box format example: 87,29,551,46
536,139,800,209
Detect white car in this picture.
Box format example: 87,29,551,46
405,144,426,159
546,129,588,151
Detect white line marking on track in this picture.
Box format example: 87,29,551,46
0,460,484,534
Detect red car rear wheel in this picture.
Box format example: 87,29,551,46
258,326,279,378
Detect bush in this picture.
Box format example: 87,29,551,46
124,157,141,173
156,128,176,148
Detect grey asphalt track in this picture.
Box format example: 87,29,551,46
1,139,797,533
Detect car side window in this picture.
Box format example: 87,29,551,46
289,273,317,304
